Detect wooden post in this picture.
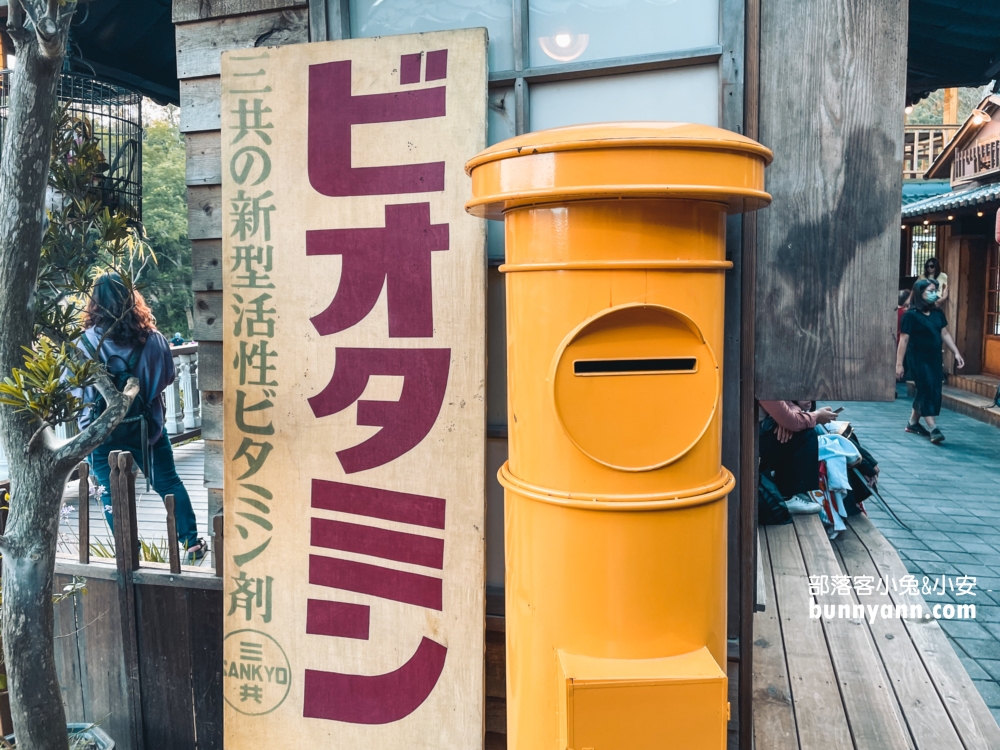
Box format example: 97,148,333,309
944,87,959,125
111,450,145,750
165,494,181,574
77,461,90,565
212,514,223,578
756,0,908,401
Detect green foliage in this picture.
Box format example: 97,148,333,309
0,341,97,427
89,536,169,563
140,116,192,339
0,107,153,430
907,85,993,125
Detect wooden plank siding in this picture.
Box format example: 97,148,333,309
192,240,223,292
175,9,308,80
180,77,222,133
186,132,223,185
755,0,907,400
173,0,305,24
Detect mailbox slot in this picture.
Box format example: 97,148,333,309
574,357,697,376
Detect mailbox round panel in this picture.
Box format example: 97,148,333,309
551,304,719,472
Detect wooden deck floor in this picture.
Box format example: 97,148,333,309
1,439,211,568
755,513,1000,750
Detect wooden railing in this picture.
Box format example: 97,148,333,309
0,343,200,469
953,137,1000,184
903,125,959,180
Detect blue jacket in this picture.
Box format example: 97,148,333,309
76,327,174,445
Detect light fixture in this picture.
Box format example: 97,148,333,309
901,224,907,230
538,30,590,62
972,108,992,125
904,105,914,115
948,215,954,220
978,211,985,217
923,220,930,225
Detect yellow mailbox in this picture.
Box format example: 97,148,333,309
466,123,771,750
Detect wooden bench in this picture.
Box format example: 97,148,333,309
755,513,1000,749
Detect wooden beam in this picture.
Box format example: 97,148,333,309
175,9,308,80
173,0,306,24
110,451,145,750
755,0,907,400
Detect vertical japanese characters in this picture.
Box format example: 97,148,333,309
221,32,487,743
300,49,455,724
225,52,278,712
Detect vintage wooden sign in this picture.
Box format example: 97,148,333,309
220,30,488,747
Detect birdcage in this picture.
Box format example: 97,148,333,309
0,70,142,222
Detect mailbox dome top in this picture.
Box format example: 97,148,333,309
466,122,773,172
465,121,772,220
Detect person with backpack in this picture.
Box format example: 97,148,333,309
77,273,207,560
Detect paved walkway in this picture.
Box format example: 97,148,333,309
843,387,1000,722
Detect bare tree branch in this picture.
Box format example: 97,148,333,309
54,370,137,465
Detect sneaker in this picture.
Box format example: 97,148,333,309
185,539,209,562
784,494,823,515
929,428,945,444
905,422,930,437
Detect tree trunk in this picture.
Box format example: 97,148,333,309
0,28,75,750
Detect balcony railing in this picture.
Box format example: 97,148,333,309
903,125,959,180
0,343,200,470
952,138,1000,184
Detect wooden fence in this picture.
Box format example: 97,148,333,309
0,455,509,748
51,454,223,750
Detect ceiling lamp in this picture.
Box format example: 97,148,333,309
538,30,590,62
972,108,992,125
948,215,954,220
904,105,913,115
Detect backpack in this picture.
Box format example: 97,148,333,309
80,334,155,483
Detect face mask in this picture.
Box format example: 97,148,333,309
926,291,940,303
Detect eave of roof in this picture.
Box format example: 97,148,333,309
901,182,1000,218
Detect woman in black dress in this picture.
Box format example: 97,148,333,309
895,279,965,444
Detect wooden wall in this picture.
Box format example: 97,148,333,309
173,0,308,527
755,0,908,401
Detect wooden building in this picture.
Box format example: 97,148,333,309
902,93,1000,411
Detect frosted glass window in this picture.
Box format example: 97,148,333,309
487,88,515,261
528,0,718,68
350,0,514,71
529,66,719,131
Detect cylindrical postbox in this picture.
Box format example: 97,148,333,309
466,123,771,750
